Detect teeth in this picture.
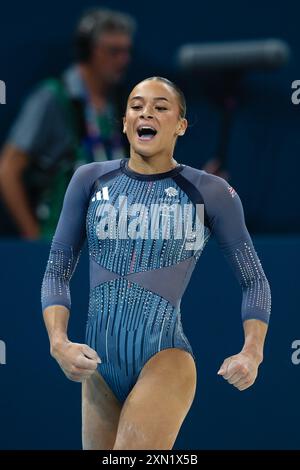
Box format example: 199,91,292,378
137,125,157,139
137,126,156,131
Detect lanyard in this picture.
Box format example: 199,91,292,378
82,98,123,162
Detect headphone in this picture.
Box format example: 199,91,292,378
74,10,100,63
74,9,135,64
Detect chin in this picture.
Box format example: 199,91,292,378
133,148,155,158
111,71,125,84
100,73,121,86
131,141,159,157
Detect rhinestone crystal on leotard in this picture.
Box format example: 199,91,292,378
41,160,271,404
230,241,271,317
41,243,81,309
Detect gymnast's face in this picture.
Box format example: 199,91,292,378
123,80,187,159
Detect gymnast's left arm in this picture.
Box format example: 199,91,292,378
201,173,271,391
217,319,267,391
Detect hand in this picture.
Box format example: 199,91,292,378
51,340,101,382
217,351,261,391
21,221,40,240
202,158,229,180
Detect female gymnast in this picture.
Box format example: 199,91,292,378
41,76,271,450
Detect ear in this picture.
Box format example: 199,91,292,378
122,116,127,134
176,118,188,136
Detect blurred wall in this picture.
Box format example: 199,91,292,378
0,0,299,451
0,0,299,233
0,237,298,449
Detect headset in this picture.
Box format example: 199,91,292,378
74,9,101,63
74,8,136,63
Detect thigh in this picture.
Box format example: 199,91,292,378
82,369,122,450
113,348,197,450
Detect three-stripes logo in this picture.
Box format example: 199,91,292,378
92,187,109,202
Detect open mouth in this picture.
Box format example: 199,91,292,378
136,125,157,141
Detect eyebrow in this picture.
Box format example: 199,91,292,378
129,96,170,102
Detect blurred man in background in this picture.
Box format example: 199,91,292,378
0,8,136,240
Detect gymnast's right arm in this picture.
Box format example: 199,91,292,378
41,165,101,382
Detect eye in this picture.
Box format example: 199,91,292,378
131,105,142,110
156,106,167,111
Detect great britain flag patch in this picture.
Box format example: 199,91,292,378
227,185,236,198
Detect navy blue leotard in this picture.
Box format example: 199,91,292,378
41,158,271,403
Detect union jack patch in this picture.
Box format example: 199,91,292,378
227,185,236,198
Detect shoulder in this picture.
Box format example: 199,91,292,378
25,82,60,106
74,159,123,177
15,81,65,123
71,160,123,193
181,164,235,199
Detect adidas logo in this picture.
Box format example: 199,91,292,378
91,187,109,202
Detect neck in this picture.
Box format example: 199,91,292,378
78,64,108,110
128,150,178,174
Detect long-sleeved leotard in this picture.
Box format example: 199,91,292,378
41,158,271,403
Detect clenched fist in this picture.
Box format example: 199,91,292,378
217,351,262,391
51,340,101,382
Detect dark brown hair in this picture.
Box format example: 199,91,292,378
140,76,187,119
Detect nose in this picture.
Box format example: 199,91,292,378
116,51,131,68
140,104,154,119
